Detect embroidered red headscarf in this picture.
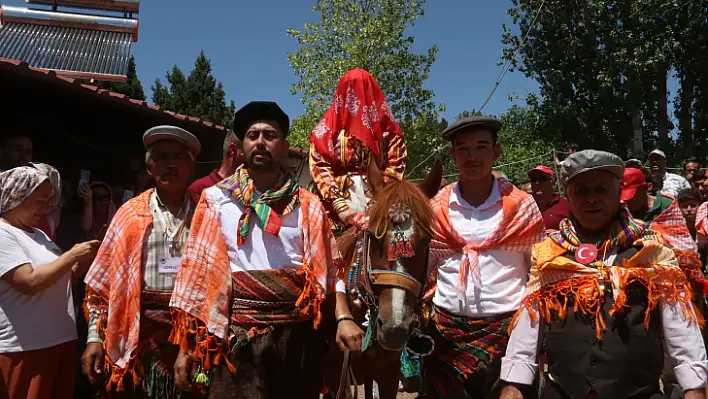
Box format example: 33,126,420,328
310,68,403,160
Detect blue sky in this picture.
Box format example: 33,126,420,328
4,0,539,121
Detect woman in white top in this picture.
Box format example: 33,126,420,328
0,165,99,399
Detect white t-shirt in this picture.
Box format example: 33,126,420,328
0,222,77,353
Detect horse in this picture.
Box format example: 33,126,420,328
324,158,443,399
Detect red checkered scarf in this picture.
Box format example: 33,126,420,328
169,188,341,340
425,180,546,301
310,68,402,161
84,189,154,369
650,194,697,253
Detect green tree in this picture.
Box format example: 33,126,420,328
502,0,679,159
151,51,236,126
286,0,442,153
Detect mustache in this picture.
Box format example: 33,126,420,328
250,150,272,160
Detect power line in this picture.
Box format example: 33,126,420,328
406,0,548,178
478,0,547,113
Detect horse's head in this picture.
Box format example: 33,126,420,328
364,159,442,351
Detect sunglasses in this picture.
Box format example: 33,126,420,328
530,176,553,183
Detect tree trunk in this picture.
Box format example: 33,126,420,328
632,108,643,160
679,67,694,158
657,65,669,150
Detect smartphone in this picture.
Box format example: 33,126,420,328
77,170,90,196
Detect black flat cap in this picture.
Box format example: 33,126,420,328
441,116,502,140
233,101,290,140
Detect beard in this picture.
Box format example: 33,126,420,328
245,150,276,171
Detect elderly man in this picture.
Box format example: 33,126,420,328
499,150,708,399
170,102,361,399
189,130,243,200
649,149,691,198
422,116,546,399
81,126,200,398
684,161,702,182
528,165,569,230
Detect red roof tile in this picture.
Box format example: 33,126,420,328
0,58,229,133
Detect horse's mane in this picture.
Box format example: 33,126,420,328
337,179,434,268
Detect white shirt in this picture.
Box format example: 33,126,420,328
500,251,708,390
207,186,305,272
0,222,77,353
432,180,532,317
661,172,691,198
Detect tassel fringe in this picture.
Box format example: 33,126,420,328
512,266,703,341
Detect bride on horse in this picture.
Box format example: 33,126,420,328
309,68,407,231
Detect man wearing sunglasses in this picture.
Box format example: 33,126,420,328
527,165,569,230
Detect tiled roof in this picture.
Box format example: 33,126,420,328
0,22,132,80
0,57,229,132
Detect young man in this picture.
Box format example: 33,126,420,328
81,126,200,398
649,149,691,198
170,102,362,399
527,165,569,230
422,116,546,399
679,188,703,245
500,150,707,399
621,167,697,253
188,130,243,200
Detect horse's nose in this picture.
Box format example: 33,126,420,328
377,315,411,343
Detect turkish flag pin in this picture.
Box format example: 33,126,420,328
575,244,598,264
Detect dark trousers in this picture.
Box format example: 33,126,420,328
209,322,326,399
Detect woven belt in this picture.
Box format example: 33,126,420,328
231,297,298,310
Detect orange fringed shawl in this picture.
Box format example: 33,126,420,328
168,187,341,371
514,238,703,341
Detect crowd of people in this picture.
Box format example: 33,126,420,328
0,67,707,399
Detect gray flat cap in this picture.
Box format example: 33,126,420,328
143,125,201,156
561,149,624,185
441,116,502,140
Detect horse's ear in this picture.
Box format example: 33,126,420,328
419,160,443,199
367,155,385,195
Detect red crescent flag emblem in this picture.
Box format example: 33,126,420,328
575,244,598,264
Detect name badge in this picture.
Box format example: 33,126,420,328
158,257,181,274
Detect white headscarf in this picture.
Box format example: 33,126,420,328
0,164,60,216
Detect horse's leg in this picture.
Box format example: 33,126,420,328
364,377,374,399
376,373,400,399
324,349,344,398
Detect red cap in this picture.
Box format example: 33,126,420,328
621,168,647,201
527,165,555,178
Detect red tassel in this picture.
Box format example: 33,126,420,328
701,278,708,294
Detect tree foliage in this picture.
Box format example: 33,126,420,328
503,0,708,162
286,0,442,153
151,51,236,126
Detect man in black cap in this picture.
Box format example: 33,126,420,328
499,150,707,399
171,102,362,399
422,116,546,398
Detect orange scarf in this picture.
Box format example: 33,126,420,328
424,180,546,303
169,187,341,370
83,189,155,388
516,237,702,340
650,194,697,252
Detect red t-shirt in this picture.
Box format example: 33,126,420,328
188,170,223,202
540,195,570,230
